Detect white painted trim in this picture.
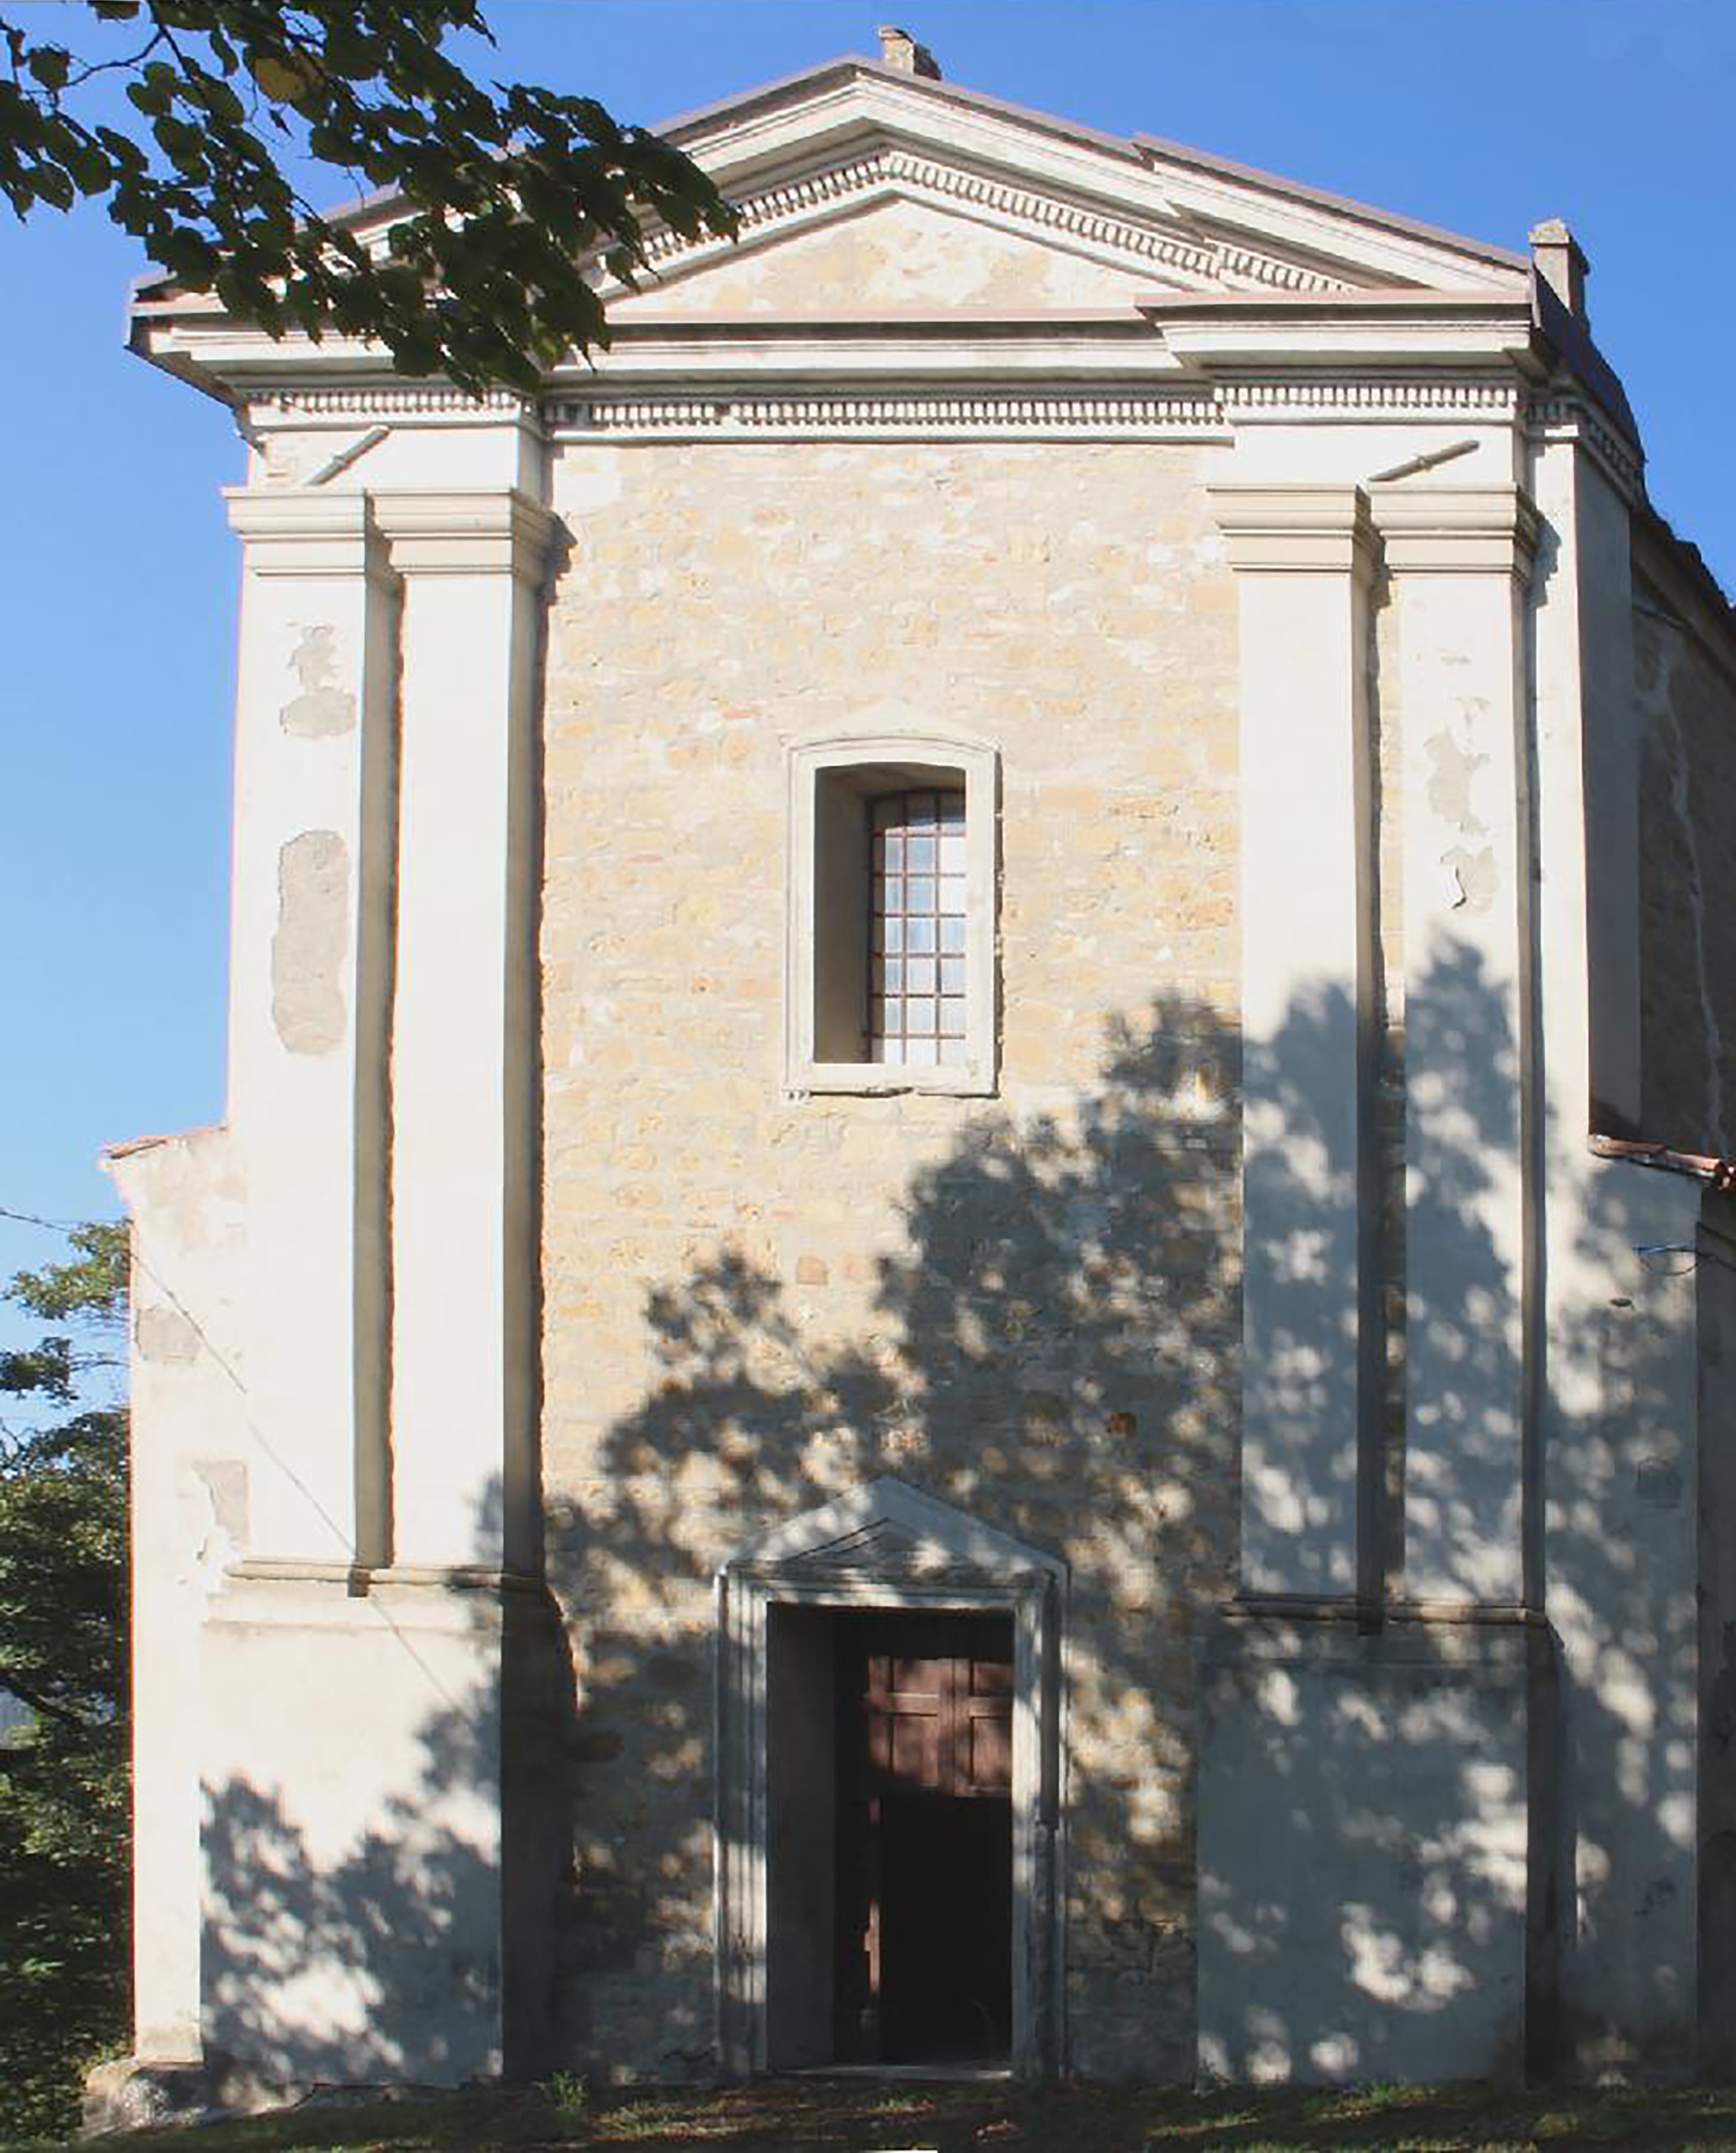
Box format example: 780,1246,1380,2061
547,389,1224,443
784,730,998,1097
715,1479,1065,2078
613,144,1346,301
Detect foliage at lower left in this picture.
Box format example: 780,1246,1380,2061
0,1222,130,2138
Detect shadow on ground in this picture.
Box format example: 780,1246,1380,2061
16,2077,1736,2153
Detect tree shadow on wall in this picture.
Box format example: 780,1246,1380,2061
546,949,1708,2087
1198,940,1706,2087
542,969,1427,2082
544,990,1243,2078
190,955,1709,2091
198,1478,578,2092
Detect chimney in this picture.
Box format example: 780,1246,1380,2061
1529,218,1590,324
878,24,942,78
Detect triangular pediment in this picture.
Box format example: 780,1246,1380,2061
597,57,1529,319
725,1476,1064,1585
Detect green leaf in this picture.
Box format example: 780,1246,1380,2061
249,51,320,104
29,164,76,210
186,73,246,126
8,0,739,390
26,46,71,93
124,78,170,120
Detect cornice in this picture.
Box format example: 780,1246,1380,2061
1525,389,1645,506
145,296,1547,424
540,368,1544,445
628,142,1351,299
369,487,559,579
225,483,560,581
1366,482,1540,577
1206,483,1379,577
219,364,1544,451
545,387,1226,442
1220,376,1521,422
226,488,372,539
1148,293,1539,378
223,486,396,584
253,385,533,423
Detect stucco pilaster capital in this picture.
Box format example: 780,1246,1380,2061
1205,483,1377,577
369,487,558,584
1365,482,1540,578
222,487,396,584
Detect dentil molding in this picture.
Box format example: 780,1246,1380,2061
629,143,1353,300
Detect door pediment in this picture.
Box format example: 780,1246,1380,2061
724,1476,1065,1587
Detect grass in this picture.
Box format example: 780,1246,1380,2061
7,2076,1736,2153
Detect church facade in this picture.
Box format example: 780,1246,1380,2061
109,33,1736,2098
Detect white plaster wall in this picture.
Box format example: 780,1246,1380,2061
198,1577,507,2087
1198,1617,1531,2084
1544,1160,1702,2073
108,1128,247,2064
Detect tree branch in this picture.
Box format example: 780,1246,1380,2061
0,1671,92,1735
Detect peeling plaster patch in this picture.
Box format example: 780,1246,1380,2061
1424,730,1488,835
1441,843,1497,915
281,625,356,738
136,1304,199,1365
192,1459,249,1541
271,829,349,1053
177,1458,247,1591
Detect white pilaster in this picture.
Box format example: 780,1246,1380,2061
223,492,398,1564
1208,485,1378,1598
1369,484,1537,1607
374,490,556,1574
1528,429,1703,2067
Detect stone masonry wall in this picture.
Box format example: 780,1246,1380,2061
1634,541,1736,1160
539,438,1242,2079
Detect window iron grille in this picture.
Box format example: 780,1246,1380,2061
868,789,967,1066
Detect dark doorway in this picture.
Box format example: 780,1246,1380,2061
833,1611,1014,2063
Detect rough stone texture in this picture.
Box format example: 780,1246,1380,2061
83,2057,219,2134
539,438,1242,2079
82,2055,452,2134
1634,547,1736,1160
611,196,1154,319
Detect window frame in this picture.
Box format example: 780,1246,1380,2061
784,730,998,1097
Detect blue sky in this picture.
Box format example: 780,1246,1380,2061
2,0,1732,1323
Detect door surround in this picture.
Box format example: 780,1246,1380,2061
715,1477,1066,2078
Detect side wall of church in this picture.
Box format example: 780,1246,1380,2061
1635,528,1736,1161
538,438,1243,2077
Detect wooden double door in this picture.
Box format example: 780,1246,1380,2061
833,1612,1014,2063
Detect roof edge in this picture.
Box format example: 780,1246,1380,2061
657,51,1145,167
1132,130,1530,275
